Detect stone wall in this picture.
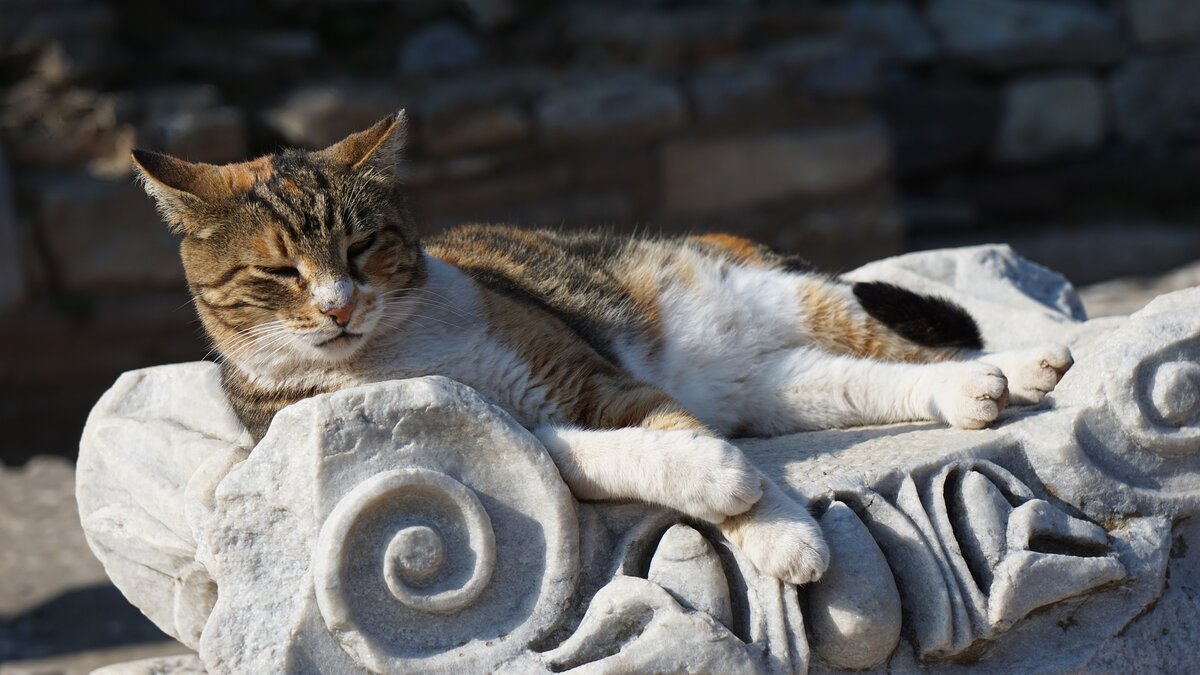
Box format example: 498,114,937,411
3,0,1200,461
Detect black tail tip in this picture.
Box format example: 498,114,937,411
852,281,983,350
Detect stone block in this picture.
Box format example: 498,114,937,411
0,3,118,84
802,50,883,100
459,0,519,32
537,73,685,148
661,124,890,216
412,164,572,227
756,36,849,72
773,202,904,272
1111,54,1200,148
150,106,247,165
265,82,403,149
247,30,319,63
417,67,556,119
844,0,937,62
689,63,778,120
421,105,530,156
0,81,128,170
882,83,1002,175
139,84,222,120
565,7,750,66
1125,0,1200,50
576,151,657,217
994,75,1106,164
500,193,635,229
926,0,1124,71
0,149,23,311
38,175,183,289
399,21,484,75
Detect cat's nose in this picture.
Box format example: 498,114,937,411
324,300,356,327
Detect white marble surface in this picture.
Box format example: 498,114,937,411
77,245,1200,673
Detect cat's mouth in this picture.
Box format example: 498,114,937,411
315,331,363,349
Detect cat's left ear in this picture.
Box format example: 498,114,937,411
317,110,408,177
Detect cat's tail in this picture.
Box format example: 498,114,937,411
850,281,983,351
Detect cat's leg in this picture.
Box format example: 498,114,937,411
843,281,1074,401
795,279,1073,410
533,385,829,584
975,344,1073,405
718,476,829,585
740,347,1012,435
533,424,763,523
538,423,829,584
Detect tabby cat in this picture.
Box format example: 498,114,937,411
132,111,1073,585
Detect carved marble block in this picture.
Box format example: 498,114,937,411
77,246,1200,674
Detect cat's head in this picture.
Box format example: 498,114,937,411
133,111,422,371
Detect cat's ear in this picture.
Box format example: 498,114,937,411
317,110,407,177
132,150,272,236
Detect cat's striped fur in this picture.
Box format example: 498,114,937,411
133,111,1073,585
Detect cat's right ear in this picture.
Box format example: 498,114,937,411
131,150,209,235
132,150,272,237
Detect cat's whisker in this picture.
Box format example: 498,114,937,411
224,321,287,346
378,299,474,321
226,321,289,343
226,327,291,360
376,287,473,315
386,314,466,331
401,288,474,314
257,335,298,365
377,303,472,324
237,335,290,360
174,296,199,312
239,333,294,366
378,296,466,312
381,308,468,331
223,329,287,358
379,297,469,320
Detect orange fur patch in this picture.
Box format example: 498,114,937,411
616,257,667,358
694,233,765,266
797,281,958,363
221,157,275,192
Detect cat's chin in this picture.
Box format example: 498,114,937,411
306,332,367,362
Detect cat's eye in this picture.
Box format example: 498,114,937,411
261,265,300,279
348,235,376,258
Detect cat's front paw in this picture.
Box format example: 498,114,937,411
720,482,829,585
667,436,763,522
931,362,1009,429
982,344,1073,405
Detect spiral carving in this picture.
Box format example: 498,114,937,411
1104,337,1200,458
316,469,497,619
1146,360,1200,434
215,377,583,674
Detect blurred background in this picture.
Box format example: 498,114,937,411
2,0,1200,671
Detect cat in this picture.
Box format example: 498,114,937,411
132,111,1073,585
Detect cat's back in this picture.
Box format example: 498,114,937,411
426,225,642,357
424,225,813,360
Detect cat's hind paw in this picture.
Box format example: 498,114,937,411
931,362,1009,429
720,482,830,585
982,344,1073,405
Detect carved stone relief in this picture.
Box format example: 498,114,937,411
76,247,1200,674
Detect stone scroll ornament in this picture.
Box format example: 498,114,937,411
77,246,1200,674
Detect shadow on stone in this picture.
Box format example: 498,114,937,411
0,584,172,662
